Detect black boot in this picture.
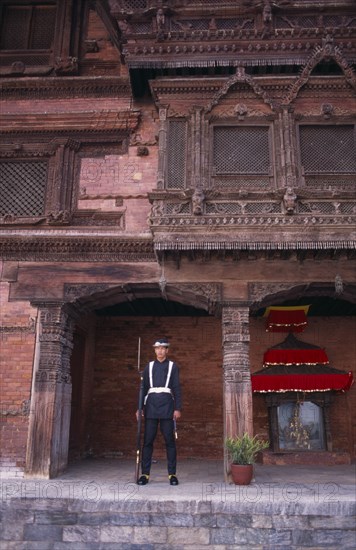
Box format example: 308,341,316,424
169,475,179,485
137,475,149,485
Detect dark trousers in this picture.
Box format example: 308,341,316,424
141,418,176,475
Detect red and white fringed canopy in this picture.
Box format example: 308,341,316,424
252,333,354,393
264,305,310,333
251,371,354,393
263,332,328,366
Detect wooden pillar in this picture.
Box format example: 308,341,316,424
25,303,74,478
222,304,253,480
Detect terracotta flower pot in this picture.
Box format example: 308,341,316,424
230,463,254,485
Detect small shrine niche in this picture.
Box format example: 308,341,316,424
252,307,354,463
277,400,325,451
265,392,332,454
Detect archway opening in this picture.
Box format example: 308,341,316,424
68,297,223,466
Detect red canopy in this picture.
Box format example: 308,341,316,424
263,333,329,366
251,371,354,393
263,347,329,366
266,309,308,333
253,333,354,393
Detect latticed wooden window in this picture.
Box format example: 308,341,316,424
212,126,271,189
166,120,187,189
119,0,147,11
0,3,56,50
299,125,356,187
0,160,48,216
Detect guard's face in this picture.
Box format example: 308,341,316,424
154,345,169,361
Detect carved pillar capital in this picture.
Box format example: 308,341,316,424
33,303,74,389
222,305,250,379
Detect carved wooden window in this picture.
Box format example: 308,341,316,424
212,125,271,189
0,139,78,224
0,160,48,217
119,0,148,10
0,3,57,51
0,1,81,76
299,124,356,187
166,120,187,189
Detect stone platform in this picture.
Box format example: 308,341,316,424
1,459,355,549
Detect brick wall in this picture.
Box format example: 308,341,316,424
0,282,37,468
0,332,33,467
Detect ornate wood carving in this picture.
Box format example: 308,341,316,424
222,305,253,480
64,283,119,301
0,111,140,134
248,282,304,305
34,304,74,389
283,36,356,104
113,1,356,73
165,283,222,314
0,77,131,100
0,235,155,262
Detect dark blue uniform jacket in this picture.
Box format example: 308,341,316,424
143,359,182,419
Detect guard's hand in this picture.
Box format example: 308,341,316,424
135,410,143,421
173,410,181,420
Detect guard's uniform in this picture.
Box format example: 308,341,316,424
141,358,182,476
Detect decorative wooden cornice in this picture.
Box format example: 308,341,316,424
150,75,355,116
148,187,356,249
0,234,155,262
0,77,131,100
113,2,356,70
0,110,140,134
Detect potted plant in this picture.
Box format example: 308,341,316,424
225,433,269,485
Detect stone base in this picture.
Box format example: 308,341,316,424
1,488,355,548
261,450,351,466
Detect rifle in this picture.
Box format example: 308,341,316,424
135,337,144,483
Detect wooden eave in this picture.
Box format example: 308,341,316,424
108,0,356,73
124,42,356,71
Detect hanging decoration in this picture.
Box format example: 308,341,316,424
264,305,310,333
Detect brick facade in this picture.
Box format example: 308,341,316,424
0,0,355,478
